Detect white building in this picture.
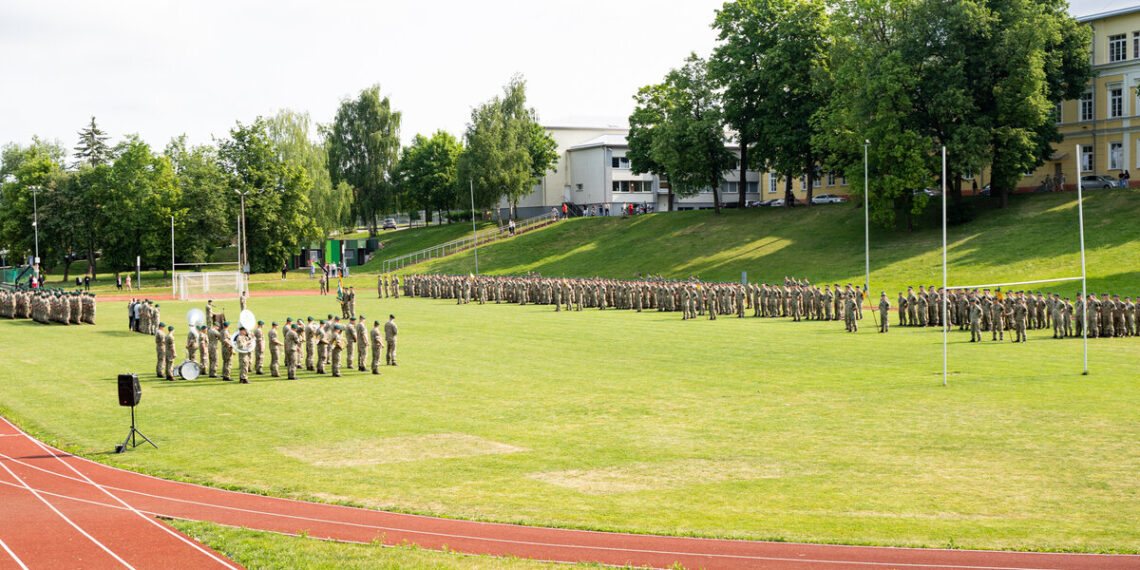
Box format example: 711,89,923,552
499,124,773,218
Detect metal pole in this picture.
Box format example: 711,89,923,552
1076,144,1088,375
470,179,479,275
864,141,870,297
171,216,176,298
240,193,247,274
941,146,948,387
31,186,40,267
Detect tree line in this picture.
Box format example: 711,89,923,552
0,77,556,280
628,0,1092,229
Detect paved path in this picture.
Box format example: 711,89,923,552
2,416,1138,569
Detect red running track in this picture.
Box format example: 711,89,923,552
1,416,1138,570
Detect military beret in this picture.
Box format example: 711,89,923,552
223,321,230,326
286,317,293,322
168,325,174,331
358,315,364,320
307,316,313,321
336,324,344,330
239,325,246,331
158,322,166,327
271,321,278,326
389,314,395,319
320,319,326,324
349,316,356,321
374,321,380,325
257,320,264,325
327,314,333,319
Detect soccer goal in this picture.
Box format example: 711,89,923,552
939,145,1089,386
173,269,245,301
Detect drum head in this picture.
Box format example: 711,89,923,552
180,360,201,380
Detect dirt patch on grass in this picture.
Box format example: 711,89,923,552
528,459,801,495
278,433,527,467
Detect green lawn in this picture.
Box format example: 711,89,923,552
169,520,600,569
2,293,1138,555
412,191,1140,299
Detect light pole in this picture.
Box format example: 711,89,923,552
863,141,870,296
29,185,41,272
469,179,480,275
235,189,250,274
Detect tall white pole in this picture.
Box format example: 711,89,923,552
942,146,948,387
1076,144,1088,375
31,186,40,268
864,142,870,297
470,179,479,275
171,216,175,298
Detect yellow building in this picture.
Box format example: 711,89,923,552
1023,6,1140,191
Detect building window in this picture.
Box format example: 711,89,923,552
1080,91,1094,122
720,181,739,195
1110,142,1123,170
1109,87,1124,118
610,156,630,169
1109,34,1127,63
826,172,836,186
1135,32,1140,59
747,181,758,193
1081,145,1094,173
839,177,847,186
1053,102,1062,123
768,173,779,194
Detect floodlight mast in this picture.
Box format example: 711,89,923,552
941,147,947,387
1076,144,1088,375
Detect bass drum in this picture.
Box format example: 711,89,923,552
174,360,201,380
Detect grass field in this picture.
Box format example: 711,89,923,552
2,292,1138,556
414,191,1140,298
169,520,596,569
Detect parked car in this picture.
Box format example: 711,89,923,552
770,198,786,207
1079,174,1115,189
381,218,398,230
979,184,992,196
811,194,849,204
912,188,942,197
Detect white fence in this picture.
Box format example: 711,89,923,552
381,212,559,273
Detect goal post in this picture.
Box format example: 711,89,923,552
173,269,245,301
940,144,1089,386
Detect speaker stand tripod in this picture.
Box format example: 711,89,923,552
117,406,157,453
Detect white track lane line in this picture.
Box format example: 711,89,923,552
0,454,134,569
0,417,238,570
0,453,1068,570
0,536,30,570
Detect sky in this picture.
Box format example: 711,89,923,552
0,0,1123,153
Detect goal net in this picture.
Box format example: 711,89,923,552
174,271,245,301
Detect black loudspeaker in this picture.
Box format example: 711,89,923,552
118,374,141,407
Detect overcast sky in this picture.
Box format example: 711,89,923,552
0,0,1122,153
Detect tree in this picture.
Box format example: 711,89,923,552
266,110,353,237
627,83,675,210
459,76,557,219
74,116,113,167
165,136,233,264
627,55,736,215
724,0,829,208
0,139,66,263
218,119,320,273
327,85,402,236
96,136,181,277
397,131,463,225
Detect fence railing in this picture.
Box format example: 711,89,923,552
381,212,559,273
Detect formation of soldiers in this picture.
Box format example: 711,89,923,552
0,286,97,325
896,286,1140,342
337,286,358,318
399,273,1138,343
164,307,400,383
128,298,161,334
400,274,868,329
377,274,401,299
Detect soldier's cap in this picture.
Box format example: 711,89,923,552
320,319,326,324
307,316,313,321
257,320,264,325
271,321,278,326
374,320,380,325
349,316,356,321
358,315,364,320
389,314,395,319
286,317,293,322
207,300,212,303
327,314,333,319
239,325,246,331
158,322,166,328
336,324,344,330
223,321,230,327
168,325,174,331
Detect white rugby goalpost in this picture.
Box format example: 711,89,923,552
170,216,247,301
940,145,1089,386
